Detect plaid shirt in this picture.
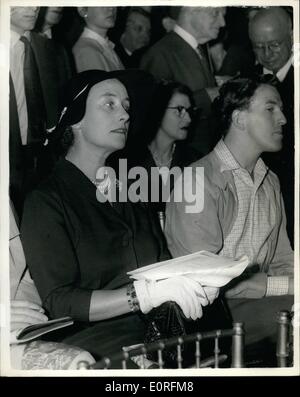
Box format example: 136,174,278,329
166,140,293,296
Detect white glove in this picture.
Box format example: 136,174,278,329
183,275,220,304
134,276,209,320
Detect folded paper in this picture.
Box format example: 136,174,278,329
128,250,249,287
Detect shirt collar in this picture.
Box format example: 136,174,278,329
82,27,114,49
43,28,52,39
173,24,198,50
10,30,31,48
214,139,268,177
263,56,293,82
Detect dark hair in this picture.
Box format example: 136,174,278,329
144,81,194,145
60,126,74,154
126,6,151,23
34,7,48,32
212,75,277,135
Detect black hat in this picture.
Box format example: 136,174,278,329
53,69,157,140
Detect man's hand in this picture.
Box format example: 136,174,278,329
11,300,48,331
225,273,268,299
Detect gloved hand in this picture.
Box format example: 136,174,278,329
184,275,220,305
202,286,219,305
134,276,209,320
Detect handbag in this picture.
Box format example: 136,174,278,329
143,298,232,368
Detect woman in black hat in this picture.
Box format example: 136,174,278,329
20,70,211,366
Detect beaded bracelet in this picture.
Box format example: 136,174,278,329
126,283,140,312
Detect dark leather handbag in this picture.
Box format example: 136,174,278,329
143,298,232,368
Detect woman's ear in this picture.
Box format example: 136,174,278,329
231,109,246,131
77,7,88,19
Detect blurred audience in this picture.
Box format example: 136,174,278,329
249,6,294,245
128,81,200,214
9,6,60,217
114,7,151,68
34,7,73,101
73,7,123,72
141,6,226,156
210,7,256,79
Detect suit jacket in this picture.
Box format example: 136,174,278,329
10,201,41,304
140,32,219,155
9,32,60,216
72,36,124,72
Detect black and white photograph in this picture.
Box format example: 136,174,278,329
0,0,299,378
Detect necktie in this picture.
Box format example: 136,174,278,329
197,44,215,86
20,36,46,145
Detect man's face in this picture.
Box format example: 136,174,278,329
124,12,151,51
250,18,292,73
11,7,39,35
190,7,226,43
244,84,286,153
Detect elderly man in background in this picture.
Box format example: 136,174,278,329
249,6,294,245
114,7,151,68
141,6,226,156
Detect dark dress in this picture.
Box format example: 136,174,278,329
21,159,170,362
135,143,201,213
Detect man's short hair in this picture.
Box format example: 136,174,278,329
213,76,276,135
126,7,151,25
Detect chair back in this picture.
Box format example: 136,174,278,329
84,322,245,369
276,310,293,367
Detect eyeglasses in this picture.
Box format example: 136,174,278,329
253,40,286,53
167,106,197,118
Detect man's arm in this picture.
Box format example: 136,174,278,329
165,166,225,258
268,195,294,276
264,195,294,296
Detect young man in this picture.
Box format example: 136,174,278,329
165,77,294,347
249,6,294,244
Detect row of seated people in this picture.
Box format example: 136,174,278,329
10,6,294,246
7,68,293,369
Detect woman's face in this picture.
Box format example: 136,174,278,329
45,7,63,27
78,79,130,153
160,92,192,143
86,7,116,31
